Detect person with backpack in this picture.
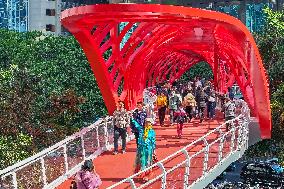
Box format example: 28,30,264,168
72,160,102,189
168,90,181,126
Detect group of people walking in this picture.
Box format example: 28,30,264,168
112,100,157,181
155,77,220,138
71,77,238,188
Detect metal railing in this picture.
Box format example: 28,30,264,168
0,115,135,189
0,86,158,189
107,99,250,189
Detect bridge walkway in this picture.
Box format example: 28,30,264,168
57,112,228,189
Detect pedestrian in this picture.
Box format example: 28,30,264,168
174,104,187,138
196,87,206,123
113,101,130,155
131,101,147,146
168,90,180,126
227,87,234,100
131,118,156,182
223,97,236,131
156,92,167,126
183,90,196,122
73,160,102,189
207,89,216,119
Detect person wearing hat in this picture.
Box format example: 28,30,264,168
131,117,156,181
73,160,102,189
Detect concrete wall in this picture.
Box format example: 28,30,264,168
29,0,61,35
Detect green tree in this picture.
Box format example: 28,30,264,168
180,61,213,81
0,29,107,168
245,8,284,158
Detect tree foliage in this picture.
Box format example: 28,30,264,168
0,29,107,169
245,8,284,158
180,61,213,81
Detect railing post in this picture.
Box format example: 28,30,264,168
63,144,69,172
12,172,18,189
104,117,110,149
127,178,137,189
40,157,48,187
202,138,209,175
182,149,190,187
81,134,86,160
96,125,100,149
230,121,236,153
157,162,167,189
236,119,243,151
217,128,224,162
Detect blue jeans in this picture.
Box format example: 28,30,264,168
207,102,215,118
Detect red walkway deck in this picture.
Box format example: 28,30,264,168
57,113,229,189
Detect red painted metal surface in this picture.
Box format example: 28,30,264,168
61,4,271,139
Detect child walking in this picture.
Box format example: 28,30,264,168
174,104,187,138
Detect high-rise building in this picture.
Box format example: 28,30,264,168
0,0,283,34
0,0,108,34
0,0,29,32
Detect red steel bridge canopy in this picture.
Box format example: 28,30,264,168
61,4,271,139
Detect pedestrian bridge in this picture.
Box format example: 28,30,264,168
0,92,256,189
0,4,271,189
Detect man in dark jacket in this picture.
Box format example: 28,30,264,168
131,101,147,146
196,87,206,123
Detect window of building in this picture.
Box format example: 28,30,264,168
46,24,55,32
46,9,56,16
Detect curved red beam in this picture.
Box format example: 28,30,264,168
61,4,271,139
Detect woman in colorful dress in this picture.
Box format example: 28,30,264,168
131,117,156,182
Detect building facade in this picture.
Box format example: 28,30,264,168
0,0,283,34
0,0,29,32
0,0,108,34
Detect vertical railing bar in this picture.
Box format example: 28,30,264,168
217,128,224,162
230,121,236,153
202,138,209,176
63,144,69,173
96,125,100,148
182,149,190,188
12,172,18,189
40,157,48,187
237,120,242,151
81,134,86,160
127,178,137,189
157,162,167,189
104,118,109,150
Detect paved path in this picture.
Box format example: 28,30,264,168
57,113,228,189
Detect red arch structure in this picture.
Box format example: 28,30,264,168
61,4,271,139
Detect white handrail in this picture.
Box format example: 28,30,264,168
107,99,250,189
0,120,101,176
0,114,133,188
